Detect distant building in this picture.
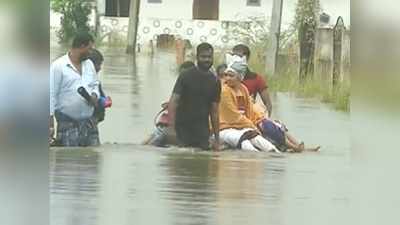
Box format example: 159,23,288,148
50,0,350,49
94,0,272,47
97,0,268,21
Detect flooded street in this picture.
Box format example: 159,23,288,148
50,48,350,225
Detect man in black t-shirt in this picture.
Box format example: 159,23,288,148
168,43,221,151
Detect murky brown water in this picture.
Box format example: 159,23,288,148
50,48,350,225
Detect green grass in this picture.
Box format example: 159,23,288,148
322,84,350,112
268,73,350,112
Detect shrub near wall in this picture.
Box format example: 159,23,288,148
51,0,93,43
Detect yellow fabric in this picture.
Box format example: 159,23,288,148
253,101,268,118
219,83,265,131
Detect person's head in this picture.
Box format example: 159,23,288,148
224,54,247,88
232,44,251,60
216,63,227,79
71,32,94,61
87,49,104,73
179,61,195,74
196,42,214,71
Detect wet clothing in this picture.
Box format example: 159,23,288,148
242,71,267,100
147,125,169,147
219,83,264,131
147,106,171,147
172,66,221,149
50,53,101,147
175,123,210,149
219,127,277,152
54,111,100,147
241,135,277,152
259,119,288,152
218,83,277,152
50,53,100,120
220,128,254,148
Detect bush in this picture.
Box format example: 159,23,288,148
268,73,350,112
51,0,93,43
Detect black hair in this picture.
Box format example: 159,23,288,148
216,63,227,75
88,49,104,66
72,32,94,48
232,44,251,59
179,61,195,73
196,42,213,56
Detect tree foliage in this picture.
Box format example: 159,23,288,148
294,0,320,29
51,0,93,43
226,17,296,59
293,0,320,79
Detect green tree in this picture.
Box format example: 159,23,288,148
294,0,320,80
225,17,296,73
51,0,93,43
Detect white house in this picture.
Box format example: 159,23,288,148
50,0,349,48
97,0,271,21
95,0,274,48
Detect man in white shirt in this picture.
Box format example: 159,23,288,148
49,33,100,146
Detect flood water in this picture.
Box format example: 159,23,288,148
50,48,350,225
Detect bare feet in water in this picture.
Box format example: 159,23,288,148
305,145,321,152
293,142,305,153
291,143,321,153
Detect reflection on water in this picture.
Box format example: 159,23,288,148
97,49,178,144
50,49,350,225
50,145,350,225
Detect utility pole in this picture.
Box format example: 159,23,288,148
95,0,105,37
265,0,284,76
126,0,141,54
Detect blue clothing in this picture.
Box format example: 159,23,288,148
260,120,287,151
147,125,168,147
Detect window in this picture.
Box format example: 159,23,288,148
193,0,219,20
105,0,131,17
247,0,261,7
148,0,162,3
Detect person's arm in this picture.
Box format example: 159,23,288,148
90,93,99,108
210,102,220,151
49,63,62,140
87,61,100,107
168,73,185,128
49,115,54,142
210,80,222,151
260,89,272,117
256,75,272,117
167,93,180,129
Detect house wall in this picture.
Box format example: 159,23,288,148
219,0,271,21
139,0,193,20
97,0,106,15
52,0,350,49
99,17,230,48
97,0,271,21
96,0,272,48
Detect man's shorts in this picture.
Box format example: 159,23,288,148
55,111,100,147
